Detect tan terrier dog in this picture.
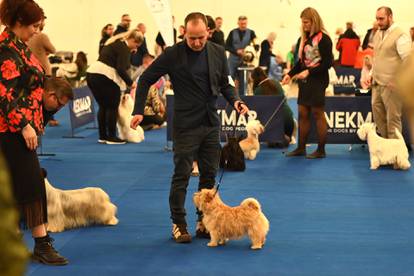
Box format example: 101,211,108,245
193,188,269,250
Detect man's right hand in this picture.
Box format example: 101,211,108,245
22,124,38,150
236,49,244,57
363,77,372,89
130,115,143,130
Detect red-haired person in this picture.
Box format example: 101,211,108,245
0,0,69,265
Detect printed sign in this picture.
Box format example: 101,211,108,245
166,95,286,142
308,96,372,144
68,86,95,130
333,66,361,95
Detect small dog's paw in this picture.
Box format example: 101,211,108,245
207,241,218,247
218,239,228,245
251,245,263,250
47,225,64,233
107,217,119,225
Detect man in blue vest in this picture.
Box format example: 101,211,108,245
225,15,259,95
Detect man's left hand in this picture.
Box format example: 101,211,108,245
234,100,249,115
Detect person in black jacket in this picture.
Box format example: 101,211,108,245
259,32,276,71
99,23,114,54
113,14,131,35
87,30,143,144
130,23,149,67
131,12,249,243
210,16,225,47
282,7,333,159
362,22,378,50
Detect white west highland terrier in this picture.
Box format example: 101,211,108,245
239,119,265,160
357,122,410,170
117,93,144,143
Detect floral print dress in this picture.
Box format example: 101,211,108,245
0,29,47,229
0,29,45,134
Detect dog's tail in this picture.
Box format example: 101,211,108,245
241,198,261,211
395,128,404,141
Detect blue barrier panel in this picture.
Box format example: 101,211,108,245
66,86,95,137
166,95,285,142
308,96,372,144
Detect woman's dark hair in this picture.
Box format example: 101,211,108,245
251,67,268,90
0,0,44,27
75,51,88,72
206,15,216,30
101,23,113,38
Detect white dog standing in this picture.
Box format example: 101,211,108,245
239,119,265,160
357,122,411,170
43,172,118,232
118,93,144,143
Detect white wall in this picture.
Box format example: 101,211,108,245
36,0,413,63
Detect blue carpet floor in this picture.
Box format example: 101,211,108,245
25,100,414,276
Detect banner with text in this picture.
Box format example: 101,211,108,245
166,95,285,142
146,0,174,47
68,86,95,130
308,96,372,144
333,66,361,95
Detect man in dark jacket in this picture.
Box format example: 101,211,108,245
131,12,249,243
114,14,131,35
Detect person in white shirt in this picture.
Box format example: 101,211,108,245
363,6,411,139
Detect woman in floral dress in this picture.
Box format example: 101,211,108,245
0,0,68,265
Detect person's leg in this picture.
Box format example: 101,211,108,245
382,86,403,139
371,85,387,137
106,107,118,138
307,106,327,158
286,104,310,156
102,84,123,143
197,127,220,200
97,107,107,142
195,126,220,238
87,73,108,142
170,127,201,242
32,223,68,266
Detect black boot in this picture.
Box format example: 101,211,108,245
32,235,68,266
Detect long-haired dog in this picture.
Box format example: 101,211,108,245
42,170,118,232
357,122,410,170
193,188,269,250
239,119,265,160
118,93,144,143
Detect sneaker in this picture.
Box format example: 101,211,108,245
195,221,210,239
98,138,107,144
172,224,192,243
105,137,126,145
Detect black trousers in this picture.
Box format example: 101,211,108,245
170,125,220,225
86,73,121,139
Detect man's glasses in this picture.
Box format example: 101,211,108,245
53,94,65,109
